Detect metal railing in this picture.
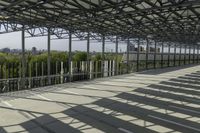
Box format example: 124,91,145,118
0,54,199,93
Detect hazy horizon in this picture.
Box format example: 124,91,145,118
0,31,194,54
0,31,127,52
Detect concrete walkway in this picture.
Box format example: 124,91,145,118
0,65,200,133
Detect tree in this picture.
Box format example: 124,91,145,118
73,52,87,62
0,53,7,64
92,53,102,61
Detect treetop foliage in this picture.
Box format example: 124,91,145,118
0,51,122,64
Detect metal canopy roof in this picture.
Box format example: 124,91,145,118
0,0,200,45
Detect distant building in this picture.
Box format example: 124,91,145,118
128,44,161,53
122,45,161,62
0,48,10,53
129,45,145,53
129,45,136,52
31,47,37,55
149,47,160,53
10,49,21,54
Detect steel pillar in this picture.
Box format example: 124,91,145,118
101,35,105,77
115,36,118,75
193,46,195,64
127,38,130,73
87,33,90,79
189,46,191,64
174,44,176,66
179,45,181,66
47,28,51,85
184,45,186,65
197,46,199,63
68,31,72,82
146,39,149,69
161,42,164,68
21,25,26,89
136,38,140,72
168,44,170,67
154,40,157,69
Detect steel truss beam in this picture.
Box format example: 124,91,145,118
0,0,200,46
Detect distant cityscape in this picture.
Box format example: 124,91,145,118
129,45,160,53
0,47,46,55
0,47,125,54
0,44,160,55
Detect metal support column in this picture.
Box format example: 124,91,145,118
101,35,105,77
174,44,176,66
21,25,26,89
68,31,72,82
87,33,90,79
168,44,170,67
193,46,195,64
197,46,199,64
161,42,164,68
127,38,130,73
47,28,51,85
136,38,140,72
154,40,157,69
146,39,149,69
184,45,186,65
179,44,181,66
115,36,118,75
189,46,191,64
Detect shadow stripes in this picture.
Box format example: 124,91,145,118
64,105,157,133
160,81,200,90
148,84,200,96
117,92,200,117
134,88,200,105
21,114,82,133
94,98,200,133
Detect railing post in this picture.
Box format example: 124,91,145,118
28,62,32,88
95,61,98,78
112,60,115,76
60,62,64,83
41,62,44,86
89,61,93,79
56,61,58,74
36,62,38,77
0,64,2,79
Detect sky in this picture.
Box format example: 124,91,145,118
0,31,194,53
0,31,126,52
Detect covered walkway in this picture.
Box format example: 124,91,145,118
0,65,200,133
0,1,200,132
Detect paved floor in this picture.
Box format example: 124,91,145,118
0,65,200,133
